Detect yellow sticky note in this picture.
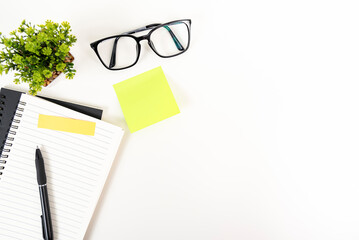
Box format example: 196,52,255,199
113,66,180,133
38,115,96,136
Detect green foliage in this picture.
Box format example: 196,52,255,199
0,20,77,95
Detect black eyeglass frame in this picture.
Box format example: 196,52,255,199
90,19,192,70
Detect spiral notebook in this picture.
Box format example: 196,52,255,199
0,88,124,239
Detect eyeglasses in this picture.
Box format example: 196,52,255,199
90,19,191,70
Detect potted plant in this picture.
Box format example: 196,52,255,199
0,20,77,95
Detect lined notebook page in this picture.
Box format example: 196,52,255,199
0,94,124,240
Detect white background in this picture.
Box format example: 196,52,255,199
1,0,359,239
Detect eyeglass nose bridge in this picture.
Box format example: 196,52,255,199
136,33,153,49
134,34,150,56
136,35,149,42
134,34,153,56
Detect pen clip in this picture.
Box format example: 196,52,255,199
40,215,45,240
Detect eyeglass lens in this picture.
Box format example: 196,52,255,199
97,36,138,69
150,21,190,57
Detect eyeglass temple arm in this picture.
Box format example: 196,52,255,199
109,24,184,68
163,25,184,51
125,24,184,50
123,24,160,34
109,38,119,68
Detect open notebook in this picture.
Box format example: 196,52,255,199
0,90,124,239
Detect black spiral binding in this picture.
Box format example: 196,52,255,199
0,94,26,179
0,94,5,178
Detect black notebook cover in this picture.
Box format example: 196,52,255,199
0,88,103,153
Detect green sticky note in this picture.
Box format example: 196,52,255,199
113,66,180,132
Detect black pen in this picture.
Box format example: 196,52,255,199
35,147,53,240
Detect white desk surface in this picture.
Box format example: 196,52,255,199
1,0,359,239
